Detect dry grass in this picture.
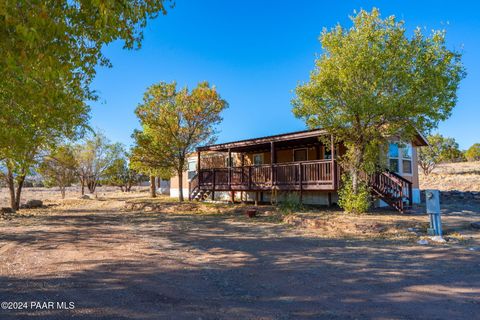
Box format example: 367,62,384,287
1,179,479,247
419,161,480,192
1,190,479,319
0,185,150,208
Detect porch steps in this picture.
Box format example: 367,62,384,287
370,187,410,213
367,169,413,213
190,188,211,201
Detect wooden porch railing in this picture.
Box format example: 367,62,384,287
366,169,413,212
198,159,337,191
188,173,199,201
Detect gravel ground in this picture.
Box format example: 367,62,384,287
0,195,479,319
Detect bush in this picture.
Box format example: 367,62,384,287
465,143,480,161
278,192,303,214
338,174,370,214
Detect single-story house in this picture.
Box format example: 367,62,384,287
170,128,428,212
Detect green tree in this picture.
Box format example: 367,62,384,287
437,136,465,162
38,145,78,199
131,81,228,201
292,8,465,212
0,1,170,210
0,145,40,211
103,151,144,192
465,143,480,161
74,133,124,194
418,134,464,175
130,130,173,198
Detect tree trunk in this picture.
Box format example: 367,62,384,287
120,186,124,192
351,144,364,194
178,170,184,202
60,186,66,199
14,175,26,210
87,179,96,193
81,179,85,195
7,168,16,213
150,176,156,198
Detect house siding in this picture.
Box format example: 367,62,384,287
170,138,423,205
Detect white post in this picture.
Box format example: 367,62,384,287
426,190,442,237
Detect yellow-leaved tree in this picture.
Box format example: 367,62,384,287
131,81,228,201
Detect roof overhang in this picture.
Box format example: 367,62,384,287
197,127,428,153
197,129,328,153
413,130,429,147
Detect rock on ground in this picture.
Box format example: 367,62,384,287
24,199,43,208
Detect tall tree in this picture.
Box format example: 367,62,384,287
0,0,170,210
103,150,144,192
74,133,123,194
131,81,228,201
0,145,41,211
38,145,78,199
292,8,465,212
130,130,173,198
418,134,464,176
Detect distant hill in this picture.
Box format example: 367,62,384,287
419,161,480,192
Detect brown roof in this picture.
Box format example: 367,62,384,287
197,128,428,152
197,128,328,152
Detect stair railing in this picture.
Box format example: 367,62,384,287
188,173,199,201
364,167,413,213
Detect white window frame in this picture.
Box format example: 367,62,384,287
400,144,413,176
293,148,308,162
322,145,336,160
252,153,264,166
187,158,198,181
224,155,234,168
388,142,413,176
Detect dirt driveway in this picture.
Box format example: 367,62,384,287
0,197,479,319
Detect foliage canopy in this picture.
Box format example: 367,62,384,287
465,143,480,162
131,81,228,201
292,8,465,212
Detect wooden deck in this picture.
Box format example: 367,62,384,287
195,159,339,192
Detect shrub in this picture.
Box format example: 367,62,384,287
338,174,370,214
465,143,480,161
278,192,303,214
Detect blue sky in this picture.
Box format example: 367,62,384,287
90,0,479,150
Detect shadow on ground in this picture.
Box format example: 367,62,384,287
0,207,479,319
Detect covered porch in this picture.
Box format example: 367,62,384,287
190,129,342,201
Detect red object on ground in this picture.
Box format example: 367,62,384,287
245,209,257,218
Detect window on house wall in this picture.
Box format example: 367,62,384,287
388,143,399,173
187,159,197,180
323,148,331,160
253,154,263,166
294,149,308,162
402,145,412,174
388,142,412,175
224,156,234,168
323,145,337,160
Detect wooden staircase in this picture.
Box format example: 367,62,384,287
188,174,212,201
190,188,212,201
367,169,413,213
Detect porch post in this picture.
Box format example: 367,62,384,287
241,153,245,184
212,169,215,200
228,148,232,190
408,183,413,207
299,162,303,204
241,153,245,203
270,141,275,186
330,134,335,189
197,150,201,185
